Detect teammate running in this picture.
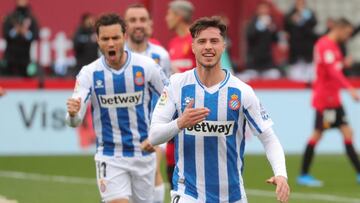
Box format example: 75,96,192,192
66,13,168,203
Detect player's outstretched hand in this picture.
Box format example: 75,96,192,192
266,176,290,203
140,139,156,153
177,100,210,129
67,97,81,117
349,88,360,102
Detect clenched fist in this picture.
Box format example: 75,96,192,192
67,98,81,117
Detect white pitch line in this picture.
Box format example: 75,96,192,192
247,189,360,203
1,170,360,202
0,195,17,203
0,170,95,185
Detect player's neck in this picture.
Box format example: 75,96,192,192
327,32,338,43
128,40,148,53
176,23,190,37
196,66,226,87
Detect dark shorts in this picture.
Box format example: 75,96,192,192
315,106,348,131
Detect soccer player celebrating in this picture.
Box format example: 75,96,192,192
141,16,290,203
66,13,168,203
124,4,171,203
297,18,360,187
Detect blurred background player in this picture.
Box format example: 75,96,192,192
242,1,281,81
124,4,171,77
284,0,318,82
297,18,360,187
72,12,98,76
166,0,196,74
2,0,39,77
124,4,171,203
165,0,196,190
66,13,168,203
142,16,290,203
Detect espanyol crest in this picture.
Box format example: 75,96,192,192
134,71,144,86
229,94,240,110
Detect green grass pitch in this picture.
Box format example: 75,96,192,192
0,154,359,203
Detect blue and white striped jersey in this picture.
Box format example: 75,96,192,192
152,69,273,202
125,41,172,111
71,51,168,157
125,42,171,77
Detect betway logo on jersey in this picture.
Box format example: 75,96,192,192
98,91,143,108
185,121,235,136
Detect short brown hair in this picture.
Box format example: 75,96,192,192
95,13,127,35
125,3,151,18
189,16,227,39
334,17,353,28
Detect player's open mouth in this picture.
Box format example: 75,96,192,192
108,50,116,61
108,50,116,56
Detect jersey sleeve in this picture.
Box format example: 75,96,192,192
147,61,169,96
65,66,92,127
149,80,180,146
257,128,288,178
159,51,172,77
242,87,273,136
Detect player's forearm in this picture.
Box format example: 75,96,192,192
258,128,288,178
329,65,352,89
65,113,82,127
149,119,180,146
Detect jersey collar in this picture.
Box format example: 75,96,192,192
193,68,230,92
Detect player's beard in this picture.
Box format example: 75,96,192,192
130,28,146,44
199,55,221,70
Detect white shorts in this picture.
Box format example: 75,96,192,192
170,191,248,203
95,153,156,203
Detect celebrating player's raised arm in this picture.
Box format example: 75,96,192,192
65,67,92,127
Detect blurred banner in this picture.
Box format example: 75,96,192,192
247,90,360,154
0,90,360,155
0,90,96,156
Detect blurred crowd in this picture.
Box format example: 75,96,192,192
240,0,360,82
1,0,360,82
